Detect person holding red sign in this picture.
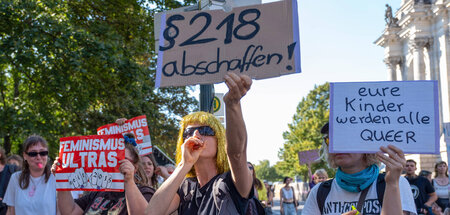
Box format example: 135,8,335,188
53,139,154,215
114,121,170,189
3,135,58,215
146,73,257,214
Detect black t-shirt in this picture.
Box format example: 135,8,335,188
177,171,251,215
406,176,435,210
0,164,18,215
75,185,154,215
0,164,18,199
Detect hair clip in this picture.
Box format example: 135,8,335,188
124,136,137,147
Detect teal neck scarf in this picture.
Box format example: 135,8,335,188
335,164,379,193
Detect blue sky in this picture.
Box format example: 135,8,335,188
205,0,402,165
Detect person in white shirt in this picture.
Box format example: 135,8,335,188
3,135,58,215
433,161,449,211
302,123,417,215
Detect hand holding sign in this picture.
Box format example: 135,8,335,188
376,145,406,185
223,73,252,105
69,168,88,188
119,159,136,183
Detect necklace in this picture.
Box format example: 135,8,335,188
435,177,449,185
28,176,44,197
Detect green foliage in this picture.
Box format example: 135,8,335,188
0,0,198,159
254,160,283,182
277,83,334,180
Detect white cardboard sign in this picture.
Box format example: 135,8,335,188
155,0,301,87
330,81,439,154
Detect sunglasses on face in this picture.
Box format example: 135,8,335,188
26,151,49,157
183,126,215,139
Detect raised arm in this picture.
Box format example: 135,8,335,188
146,136,205,215
223,73,253,198
51,158,84,215
376,145,406,215
119,159,149,215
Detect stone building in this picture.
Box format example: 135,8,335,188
375,0,450,173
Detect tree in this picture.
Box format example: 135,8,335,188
254,160,283,182
277,83,334,180
0,0,198,159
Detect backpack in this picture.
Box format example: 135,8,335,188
316,173,386,214
212,173,265,215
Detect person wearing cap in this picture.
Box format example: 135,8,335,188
302,122,417,215
419,170,432,183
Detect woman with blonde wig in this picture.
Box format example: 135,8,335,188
146,73,254,215
174,111,229,178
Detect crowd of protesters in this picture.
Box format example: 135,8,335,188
0,73,449,215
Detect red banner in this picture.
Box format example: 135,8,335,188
55,135,125,192
97,115,152,155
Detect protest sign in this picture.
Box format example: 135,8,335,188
298,149,320,165
329,81,439,154
55,134,125,192
155,0,301,87
97,115,152,155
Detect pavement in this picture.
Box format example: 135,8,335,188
270,198,305,215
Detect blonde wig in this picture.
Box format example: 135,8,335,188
175,111,229,177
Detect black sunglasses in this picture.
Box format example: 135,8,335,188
26,151,49,157
183,126,215,139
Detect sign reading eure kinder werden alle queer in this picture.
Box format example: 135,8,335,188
156,0,301,87
97,115,152,155
329,81,439,154
55,135,126,192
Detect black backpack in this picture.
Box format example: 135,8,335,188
212,173,265,215
316,173,386,214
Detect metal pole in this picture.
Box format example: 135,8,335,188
200,84,214,113
198,0,214,113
